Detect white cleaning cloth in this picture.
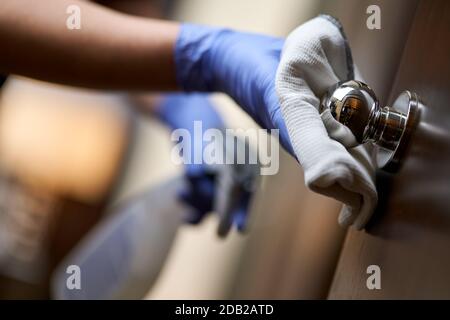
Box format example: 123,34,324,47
275,15,377,229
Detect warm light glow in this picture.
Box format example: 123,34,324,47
0,78,130,203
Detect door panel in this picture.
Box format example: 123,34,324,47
329,0,450,299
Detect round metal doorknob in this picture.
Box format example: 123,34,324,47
319,80,421,171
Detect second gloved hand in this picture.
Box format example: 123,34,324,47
156,94,251,231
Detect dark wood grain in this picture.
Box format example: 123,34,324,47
329,0,450,299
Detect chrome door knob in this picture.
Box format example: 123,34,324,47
320,80,421,171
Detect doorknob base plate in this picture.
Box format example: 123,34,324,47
376,91,421,172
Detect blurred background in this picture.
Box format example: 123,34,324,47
0,0,417,299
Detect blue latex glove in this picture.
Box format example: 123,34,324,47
175,25,294,156
155,93,251,231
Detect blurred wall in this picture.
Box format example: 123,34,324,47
0,77,132,297
320,0,419,103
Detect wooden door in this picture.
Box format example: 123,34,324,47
329,0,450,299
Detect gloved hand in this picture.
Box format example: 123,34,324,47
175,24,294,155
155,93,251,231
275,15,377,229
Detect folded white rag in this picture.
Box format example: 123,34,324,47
275,15,377,229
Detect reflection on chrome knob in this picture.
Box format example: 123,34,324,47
320,80,421,171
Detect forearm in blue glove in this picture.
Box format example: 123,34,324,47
174,25,294,156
